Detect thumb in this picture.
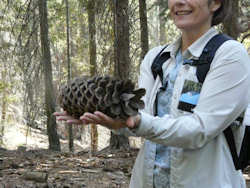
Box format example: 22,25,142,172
126,116,136,128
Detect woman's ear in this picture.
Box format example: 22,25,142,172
209,0,221,12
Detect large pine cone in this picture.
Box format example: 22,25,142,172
58,76,146,119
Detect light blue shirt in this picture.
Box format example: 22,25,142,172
154,49,183,188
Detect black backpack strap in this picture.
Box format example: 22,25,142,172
184,34,241,170
190,34,232,83
239,126,250,170
224,127,241,170
193,34,241,170
151,45,170,83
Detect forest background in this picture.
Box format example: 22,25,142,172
0,0,249,186
0,0,249,154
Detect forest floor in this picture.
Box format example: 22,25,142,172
0,123,136,188
0,147,137,188
1,123,250,188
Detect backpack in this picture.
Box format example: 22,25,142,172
151,33,250,171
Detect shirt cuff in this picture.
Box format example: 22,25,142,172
129,112,155,136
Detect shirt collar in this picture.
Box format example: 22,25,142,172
187,28,219,58
162,27,219,59
163,36,182,58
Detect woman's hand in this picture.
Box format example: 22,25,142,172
80,111,140,130
53,111,84,125
54,110,141,130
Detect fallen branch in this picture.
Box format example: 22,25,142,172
22,171,48,183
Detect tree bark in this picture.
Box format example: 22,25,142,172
110,0,130,150
139,0,149,61
114,0,130,79
223,0,240,39
87,0,98,153
1,69,7,124
65,0,74,152
159,0,167,45
38,0,61,151
0,68,7,145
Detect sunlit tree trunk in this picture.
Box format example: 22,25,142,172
0,68,7,145
65,0,74,152
87,0,98,153
38,0,61,151
159,0,167,45
139,0,149,61
1,68,7,124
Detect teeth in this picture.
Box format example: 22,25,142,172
176,11,192,15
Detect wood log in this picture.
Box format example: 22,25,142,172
22,171,48,183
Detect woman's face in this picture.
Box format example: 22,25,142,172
168,0,221,32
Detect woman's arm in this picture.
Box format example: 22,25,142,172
131,41,250,149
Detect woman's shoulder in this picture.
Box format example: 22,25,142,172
141,45,167,66
215,39,249,62
210,38,250,73
146,45,166,57
219,39,248,55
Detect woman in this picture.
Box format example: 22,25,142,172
55,0,250,187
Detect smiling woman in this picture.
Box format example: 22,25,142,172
168,0,223,51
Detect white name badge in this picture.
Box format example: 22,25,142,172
243,105,250,126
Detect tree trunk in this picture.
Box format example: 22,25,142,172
65,0,74,152
159,0,167,45
22,0,40,129
1,68,7,124
139,0,149,61
114,0,130,79
223,0,240,39
87,0,98,153
78,0,89,61
0,69,7,145
38,0,61,151
110,0,130,150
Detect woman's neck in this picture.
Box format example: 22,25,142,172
181,26,211,52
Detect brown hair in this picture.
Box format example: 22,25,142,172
209,0,232,26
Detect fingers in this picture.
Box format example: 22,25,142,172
53,110,138,130
53,111,84,125
94,111,113,122
94,111,127,129
55,110,130,130
80,112,101,124
56,114,73,121
66,119,83,125
80,111,120,129
57,115,83,125
53,111,67,116
126,116,136,128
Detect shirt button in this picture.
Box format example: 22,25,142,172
184,65,189,70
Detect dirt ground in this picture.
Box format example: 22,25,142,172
0,147,138,188
0,123,135,188
1,124,250,188
1,147,250,188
